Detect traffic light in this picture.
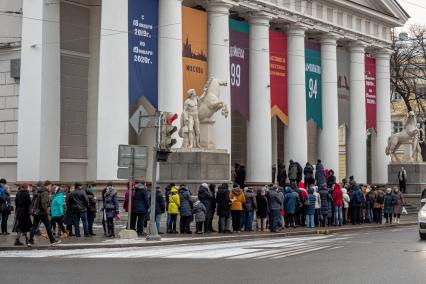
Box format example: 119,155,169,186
159,112,178,151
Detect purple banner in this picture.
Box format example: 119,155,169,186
229,19,249,120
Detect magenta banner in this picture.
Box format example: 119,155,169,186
365,55,376,131
229,19,249,120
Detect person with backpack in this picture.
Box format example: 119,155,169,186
305,187,317,228
284,186,297,228
243,187,256,232
29,181,60,246
86,184,97,236
383,188,396,224
69,183,90,238
315,160,327,186
268,185,284,233
350,184,364,225
179,185,193,234
288,160,298,184
14,183,32,246
373,187,385,224
50,186,67,238
0,182,12,235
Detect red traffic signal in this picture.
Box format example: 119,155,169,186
166,113,178,125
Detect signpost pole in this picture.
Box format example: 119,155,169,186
147,111,161,240
127,147,135,231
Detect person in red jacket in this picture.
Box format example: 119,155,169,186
332,183,344,226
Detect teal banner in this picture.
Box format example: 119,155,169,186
305,44,322,128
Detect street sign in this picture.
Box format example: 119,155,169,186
117,167,147,180
129,104,154,135
118,145,148,168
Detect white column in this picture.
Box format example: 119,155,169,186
247,14,272,183
284,24,307,166
347,41,367,183
17,0,60,181
96,0,129,180
207,1,232,152
373,49,392,184
318,35,339,174
158,0,183,147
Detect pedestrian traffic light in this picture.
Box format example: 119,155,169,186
159,112,178,151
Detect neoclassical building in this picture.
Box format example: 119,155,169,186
0,0,408,184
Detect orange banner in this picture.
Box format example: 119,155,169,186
182,6,208,100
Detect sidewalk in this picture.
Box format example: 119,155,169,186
0,215,417,251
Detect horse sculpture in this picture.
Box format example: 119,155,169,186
198,77,229,123
386,111,423,162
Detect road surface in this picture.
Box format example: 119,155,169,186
0,226,424,284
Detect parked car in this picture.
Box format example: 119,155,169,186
418,202,426,240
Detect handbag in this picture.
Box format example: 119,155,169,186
402,206,408,215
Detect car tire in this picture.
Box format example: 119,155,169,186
420,232,426,240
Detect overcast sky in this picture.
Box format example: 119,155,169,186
398,0,426,26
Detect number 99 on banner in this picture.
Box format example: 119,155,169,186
230,63,241,87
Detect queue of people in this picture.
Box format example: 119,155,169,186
0,159,411,247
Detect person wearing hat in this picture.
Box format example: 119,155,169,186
50,186,68,238
131,179,150,236
14,183,32,246
230,183,245,233
102,182,119,237
179,185,193,234
167,187,180,233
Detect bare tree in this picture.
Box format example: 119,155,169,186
390,25,426,118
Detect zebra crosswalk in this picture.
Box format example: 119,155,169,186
0,234,350,260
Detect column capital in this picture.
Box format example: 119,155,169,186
206,0,234,14
375,48,393,60
286,23,307,37
320,33,339,46
248,12,273,27
349,40,367,53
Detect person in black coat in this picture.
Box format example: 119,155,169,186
198,183,215,233
235,165,246,188
216,183,231,233
132,180,150,236
155,187,166,234
14,184,32,246
255,188,269,231
277,162,287,187
303,162,314,188
86,184,97,236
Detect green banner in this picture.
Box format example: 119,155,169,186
305,47,322,128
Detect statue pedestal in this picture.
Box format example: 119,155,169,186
158,149,231,194
199,121,216,149
388,162,426,194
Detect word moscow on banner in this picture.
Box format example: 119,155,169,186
128,0,159,108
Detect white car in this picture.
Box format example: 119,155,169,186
418,199,426,240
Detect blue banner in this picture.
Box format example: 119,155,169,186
128,0,158,108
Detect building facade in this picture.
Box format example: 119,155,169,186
0,0,408,183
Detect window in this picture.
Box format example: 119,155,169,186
337,12,343,25
392,93,402,101
305,1,312,15
356,18,362,32
392,121,403,134
347,15,353,29
327,8,334,22
316,4,323,19
365,21,370,35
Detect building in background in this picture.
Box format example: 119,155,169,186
0,0,408,184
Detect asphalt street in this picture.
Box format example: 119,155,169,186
0,225,425,284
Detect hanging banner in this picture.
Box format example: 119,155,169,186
269,31,288,125
337,48,350,126
365,55,377,131
229,19,249,121
128,0,158,108
182,7,207,101
305,41,322,128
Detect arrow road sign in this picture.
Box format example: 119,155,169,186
129,104,155,135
